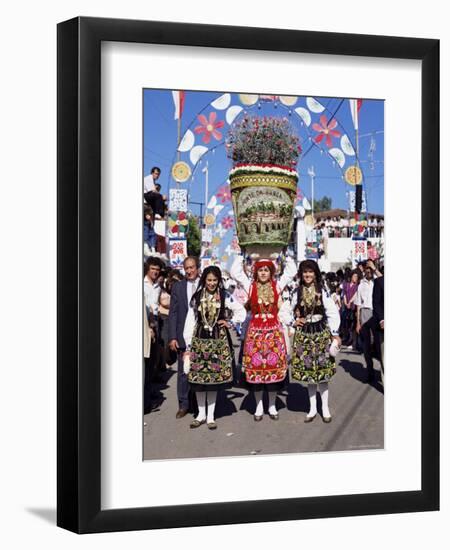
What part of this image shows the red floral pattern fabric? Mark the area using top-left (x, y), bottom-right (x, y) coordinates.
top-left (243, 317), bottom-right (287, 384)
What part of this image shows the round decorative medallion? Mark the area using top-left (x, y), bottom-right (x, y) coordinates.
top-left (171, 161), bottom-right (191, 182)
top-left (344, 165), bottom-right (363, 186)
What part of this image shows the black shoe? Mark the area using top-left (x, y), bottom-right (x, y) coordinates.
top-left (190, 418), bottom-right (206, 428)
top-left (269, 413), bottom-right (279, 421)
top-left (254, 414), bottom-right (263, 422)
top-left (176, 408), bottom-right (189, 419)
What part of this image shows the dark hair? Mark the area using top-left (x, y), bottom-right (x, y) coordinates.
top-left (191, 266), bottom-right (226, 312)
top-left (144, 256), bottom-right (164, 274)
top-left (144, 206), bottom-right (154, 227)
top-left (296, 260), bottom-right (324, 316)
top-left (327, 274), bottom-right (339, 294)
top-left (164, 269), bottom-right (184, 294)
top-left (151, 166), bottom-right (161, 174)
top-left (183, 255), bottom-right (200, 269)
top-left (297, 260), bottom-right (323, 293)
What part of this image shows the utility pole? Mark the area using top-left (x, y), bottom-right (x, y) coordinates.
top-left (308, 165), bottom-right (315, 220)
top-left (203, 161), bottom-right (209, 212)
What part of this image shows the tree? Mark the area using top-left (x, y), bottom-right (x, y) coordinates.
top-left (187, 215), bottom-right (201, 257)
top-left (313, 196), bottom-right (332, 212)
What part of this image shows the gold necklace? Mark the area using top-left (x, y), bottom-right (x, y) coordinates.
top-left (199, 288), bottom-right (221, 334)
top-left (256, 281), bottom-right (274, 307)
top-left (302, 285), bottom-right (316, 311)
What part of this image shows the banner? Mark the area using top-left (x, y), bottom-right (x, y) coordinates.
top-left (352, 239), bottom-right (368, 265)
top-left (200, 257), bottom-right (213, 270)
top-left (169, 238), bottom-right (187, 267)
top-left (201, 228), bottom-right (213, 243)
top-left (172, 90), bottom-right (185, 120)
top-left (169, 188), bottom-right (188, 212)
top-left (349, 190), bottom-right (367, 212)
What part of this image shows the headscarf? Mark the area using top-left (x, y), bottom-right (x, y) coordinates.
top-left (249, 259), bottom-right (278, 310)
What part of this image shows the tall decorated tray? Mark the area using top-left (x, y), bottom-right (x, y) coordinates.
top-left (226, 115), bottom-right (301, 259)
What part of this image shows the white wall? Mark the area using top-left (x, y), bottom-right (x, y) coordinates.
top-left (1, 1), bottom-right (447, 548)
top-left (326, 237), bottom-right (383, 266)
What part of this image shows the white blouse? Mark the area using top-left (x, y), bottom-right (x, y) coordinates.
top-left (183, 294), bottom-right (246, 348)
top-left (289, 288), bottom-right (341, 336)
top-left (229, 255), bottom-right (297, 295)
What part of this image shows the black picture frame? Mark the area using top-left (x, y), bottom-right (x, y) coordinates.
top-left (57, 16), bottom-right (439, 533)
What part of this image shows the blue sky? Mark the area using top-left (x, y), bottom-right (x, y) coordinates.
top-left (143, 89), bottom-right (384, 260)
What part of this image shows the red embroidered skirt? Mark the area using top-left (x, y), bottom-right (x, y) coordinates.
top-left (243, 316), bottom-right (287, 385)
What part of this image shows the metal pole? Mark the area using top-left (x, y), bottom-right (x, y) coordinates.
top-left (308, 165), bottom-right (315, 220)
top-left (204, 161), bottom-right (209, 213)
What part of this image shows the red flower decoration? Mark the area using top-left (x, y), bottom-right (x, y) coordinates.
top-left (216, 185), bottom-right (231, 203)
top-left (296, 188), bottom-right (304, 201)
top-left (312, 115), bottom-right (341, 148)
top-left (194, 111), bottom-right (225, 144)
top-left (221, 216), bottom-right (234, 229)
top-left (171, 242), bottom-right (185, 255)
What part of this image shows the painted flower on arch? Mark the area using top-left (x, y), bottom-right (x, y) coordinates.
top-left (312, 115), bottom-right (341, 147)
top-left (216, 185), bottom-right (231, 203)
top-left (221, 216), bottom-right (234, 230)
top-left (194, 111), bottom-right (225, 144)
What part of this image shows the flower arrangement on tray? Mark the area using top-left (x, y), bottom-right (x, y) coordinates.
top-left (226, 115), bottom-right (301, 169)
top-left (226, 115), bottom-right (302, 256)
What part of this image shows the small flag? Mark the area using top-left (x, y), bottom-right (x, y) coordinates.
top-left (172, 90), bottom-right (185, 120)
top-left (349, 99), bottom-right (363, 130)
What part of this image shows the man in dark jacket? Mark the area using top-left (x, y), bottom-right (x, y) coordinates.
top-left (372, 274), bottom-right (384, 384)
top-left (168, 256), bottom-right (200, 418)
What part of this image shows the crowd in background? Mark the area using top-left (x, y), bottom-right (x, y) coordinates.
top-left (143, 252), bottom-right (384, 419)
top-left (313, 215), bottom-right (384, 239)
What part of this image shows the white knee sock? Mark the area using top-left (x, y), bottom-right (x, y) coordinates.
top-left (318, 382), bottom-right (330, 418)
top-left (254, 391), bottom-right (264, 416)
top-left (268, 391), bottom-right (278, 415)
top-left (196, 391), bottom-right (207, 421)
top-left (307, 384), bottom-right (317, 417)
top-left (206, 391), bottom-right (217, 423)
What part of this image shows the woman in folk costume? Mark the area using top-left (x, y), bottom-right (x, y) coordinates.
top-left (231, 255), bottom-right (296, 421)
top-left (290, 260), bottom-right (341, 423)
top-left (183, 266), bottom-right (246, 430)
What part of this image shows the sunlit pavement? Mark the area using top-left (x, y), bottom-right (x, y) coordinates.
top-left (144, 335), bottom-right (384, 460)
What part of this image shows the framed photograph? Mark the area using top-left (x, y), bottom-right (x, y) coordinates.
top-left (57, 17), bottom-right (439, 533)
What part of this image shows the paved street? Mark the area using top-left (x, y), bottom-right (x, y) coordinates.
top-left (144, 334), bottom-right (384, 460)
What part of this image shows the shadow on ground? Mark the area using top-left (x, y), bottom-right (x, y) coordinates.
top-left (339, 358), bottom-right (384, 394)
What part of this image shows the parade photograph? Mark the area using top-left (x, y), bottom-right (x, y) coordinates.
top-left (143, 88), bottom-right (385, 460)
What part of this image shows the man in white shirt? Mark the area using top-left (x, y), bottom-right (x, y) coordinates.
top-left (144, 166), bottom-right (161, 194)
top-left (168, 256), bottom-right (201, 418)
top-left (143, 257), bottom-right (162, 314)
top-left (355, 265), bottom-right (376, 382)
top-left (143, 257), bottom-right (163, 413)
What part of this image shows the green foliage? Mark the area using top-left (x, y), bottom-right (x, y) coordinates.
top-left (187, 215), bottom-right (201, 257)
top-left (226, 115), bottom-right (301, 168)
top-left (313, 196), bottom-right (332, 212)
